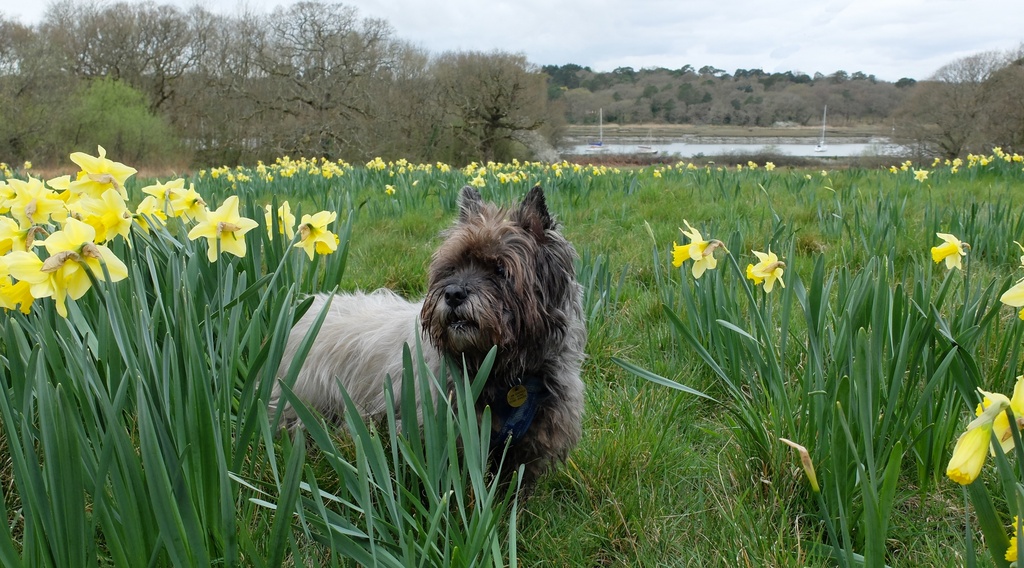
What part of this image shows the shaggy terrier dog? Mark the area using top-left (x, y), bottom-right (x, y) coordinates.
top-left (272, 185), bottom-right (586, 488)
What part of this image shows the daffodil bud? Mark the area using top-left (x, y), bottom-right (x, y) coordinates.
top-left (780, 438), bottom-right (819, 493)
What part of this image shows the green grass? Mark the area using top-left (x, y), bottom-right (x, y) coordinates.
top-left (3, 153), bottom-right (1024, 566)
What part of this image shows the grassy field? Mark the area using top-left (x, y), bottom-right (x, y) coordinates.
top-left (2, 152), bottom-right (1024, 566)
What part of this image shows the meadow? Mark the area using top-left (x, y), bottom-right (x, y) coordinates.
top-left (2, 149), bottom-right (1024, 566)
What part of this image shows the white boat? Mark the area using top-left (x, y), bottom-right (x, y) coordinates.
top-left (814, 106), bottom-right (828, 152)
top-left (636, 129), bottom-right (658, 155)
top-left (587, 108), bottom-right (607, 153)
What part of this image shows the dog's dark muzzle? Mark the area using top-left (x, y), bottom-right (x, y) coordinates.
top-left (440, 285), bottom-right (480, 336)
top-left (444, 284), bottom-right (469, 308)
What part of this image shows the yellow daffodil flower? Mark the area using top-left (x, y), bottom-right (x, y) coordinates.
top-left (931, 233), bottom-right (968, 270)
top-left (975, 375), bottom-right (1024, 454)
top-left (6, 218), bottom-right (128, 317)
top-left (169, 183), bottom-right (207, 222)
top-left (71, 188), bottom-right (133, 244)
top-left (671, 220), bottom-right (726, 279)
top-left (914, 169), bottom-right (929, 182)
top-left (0, 276), bottom-right (33, 314)
top-left (999, 242), bottom-right (1024, 319)
top-left (295, 211), bottom-right (338, 260)
top-left (187, 195), bottom-right (259, 262)
top-left (68, 146), bottom-right (137, 200)
top-left (141, 178), bottom-right (186, 216)
top-left (1007, 517), bottom-right (1021, 562)
top-left (947, 389), bottom-right (1010, 485)
top-left (0, 180), bottom-right (12, 211)
top-left (746, 249), bottom-right (786, 293)
top-left (264, 202), bottom-right (296, 239)
top-left (1002, 284), bottom-right (1024, 320)
top-left (6, 176), bottom-right (66, 226)
top-left (43, 175), bottom-right (74, 208)
top-left (4, 251), bottom-right (52, 302)
top-left (44, 218), bottom-right (129, 311)
top-left (0, 216), bottom-right (34, 254)
top-left (134, 196), bottom-right (168, 233)
top-left (0, 258), bottom-right (33, 314)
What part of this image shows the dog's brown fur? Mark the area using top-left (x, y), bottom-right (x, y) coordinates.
top-left (274, 185), bottom-right (586, 489)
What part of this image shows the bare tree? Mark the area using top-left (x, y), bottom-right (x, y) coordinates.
top-left (252, 1), bottom-right (399, 157)
top-left (0, 16), bottom-right (72, 163)
top-left (176, 8), bottom-right (267, 164)
top-left (898, 50), bottom-right (1009, 156)
top-left (432, 50), bottom-right (549, 162)
top-left (42, 1), bottom-right (202, 111)
top-left (978, 52), bottom-right (1024, 152)
top-left (361, 42), bottom-right (446, 161)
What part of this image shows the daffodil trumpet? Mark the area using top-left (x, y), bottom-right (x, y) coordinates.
top-left (931, 232), bottom-right (968, 270)
top-left (671, 220), bottom-right (726, 279)
top-left (746, 248), bottom-right (786, 292)
top-left (294, 210), bottom-right (339, 260)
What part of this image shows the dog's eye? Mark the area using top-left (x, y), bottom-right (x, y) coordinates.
top-left (495, 262), bottom-right (508, 279)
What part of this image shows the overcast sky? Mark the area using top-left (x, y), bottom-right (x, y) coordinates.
top-left (1, 0), bottom-right (1021, 81)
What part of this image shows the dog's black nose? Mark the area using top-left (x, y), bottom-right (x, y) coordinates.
top-left (444, 284), bottom-right (468, 307)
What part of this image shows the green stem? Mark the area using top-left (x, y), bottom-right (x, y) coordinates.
top-left (814, 490), bottom-right (848, 568)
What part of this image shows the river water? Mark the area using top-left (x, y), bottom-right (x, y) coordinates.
top-left (563, 138), bottom-right (907, 158)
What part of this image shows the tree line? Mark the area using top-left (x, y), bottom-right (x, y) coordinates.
top-left (0, 1), bottom-right (555, 167)
top-left (0, 0), bottom-right (1021, 167)
top-left (545, 64), bottom-right (909, 127)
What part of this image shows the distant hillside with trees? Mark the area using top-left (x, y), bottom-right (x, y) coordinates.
top-left (0, 0), bottom-right (1021, 166)
top-left (543, 63), bottom-right (913, 129)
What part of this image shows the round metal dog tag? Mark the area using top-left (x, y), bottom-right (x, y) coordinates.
top-left (507, 385), bottom-right (528, 407)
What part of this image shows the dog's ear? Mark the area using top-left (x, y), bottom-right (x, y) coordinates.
top-left (517, 185), bottom-right (554, 240)
top-left (458, 185), bottom-right (484, 223)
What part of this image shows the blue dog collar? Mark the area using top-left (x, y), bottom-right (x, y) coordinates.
top-left (491, 377), bottom-right (544, 448)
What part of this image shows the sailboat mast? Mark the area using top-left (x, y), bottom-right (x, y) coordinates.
top-left (820, 105), bottom-right (827, 144)
top-left (814, 105), bottom-right (828, 151)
